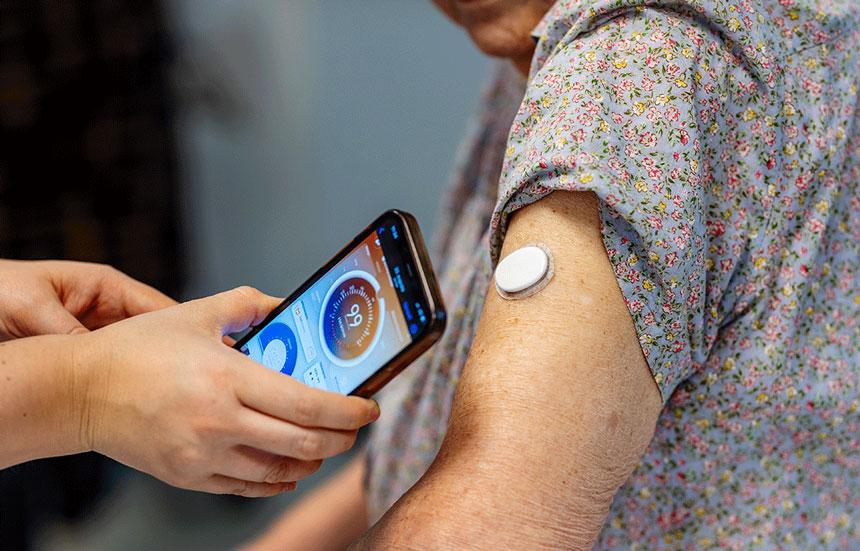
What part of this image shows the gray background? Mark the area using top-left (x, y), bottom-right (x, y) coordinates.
top-left (36, 1), bottom-right (489, 549)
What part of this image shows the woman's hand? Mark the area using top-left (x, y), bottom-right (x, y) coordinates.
top-left (72, 286), bottom-right (379, 497)
top-left (0, 259), bottom-right (176, 340)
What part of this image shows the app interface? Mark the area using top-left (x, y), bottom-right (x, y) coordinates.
top-left (240, 223), bottom-right (429, 394)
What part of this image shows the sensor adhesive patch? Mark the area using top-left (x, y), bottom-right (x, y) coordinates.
top-left (494, 243), bottom-right (554, 300)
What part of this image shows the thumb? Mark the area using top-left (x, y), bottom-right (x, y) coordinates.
top-left (187, 286), bottom-right (282, 337)
top-left (21, 299), bottom-right (89, 337)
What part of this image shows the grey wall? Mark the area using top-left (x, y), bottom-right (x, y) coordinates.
top-left (170, 0), bottom-right (490, 300)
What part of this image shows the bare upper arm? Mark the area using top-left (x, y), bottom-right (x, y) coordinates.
top-left (355, 191), bottom-right (663, 549)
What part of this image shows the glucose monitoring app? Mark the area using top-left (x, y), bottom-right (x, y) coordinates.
top-left (241, 225), bottom-right (424, 394)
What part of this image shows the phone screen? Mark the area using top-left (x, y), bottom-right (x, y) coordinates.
top-left (239, 216), bottom-right (432, 395)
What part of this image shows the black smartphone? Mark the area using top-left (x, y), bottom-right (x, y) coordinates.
top-left (234, 210), bottom-right (446, 398)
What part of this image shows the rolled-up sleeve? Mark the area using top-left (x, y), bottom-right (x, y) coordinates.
top-left (491, 6), bottom-right (769, 401)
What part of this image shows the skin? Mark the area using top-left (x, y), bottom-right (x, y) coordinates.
top-left (0, 259), bottom-right (178, 340)
top-left (0, 261), bottom-right (379, 497)
top-left (245, 192), bottom-right (663, 549)
top-left (432, 0), bottom-right (556, 74)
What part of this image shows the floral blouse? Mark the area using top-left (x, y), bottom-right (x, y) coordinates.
top-left (366, 0), bottom-right (860, 548)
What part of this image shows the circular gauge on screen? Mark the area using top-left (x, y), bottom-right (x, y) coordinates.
top-left (257, 322), bottom-right (298, 375)
top-left (319, 270), bottom-right (385, 368)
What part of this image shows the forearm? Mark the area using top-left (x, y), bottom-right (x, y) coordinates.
top-left (0, 335), bottom-right (90, 468)
top-left (354, 469), bottom-right (610, 550)
top-left (245, 455), bottom-right (368, 551)
top-left (355, 393), bottom-right (641, 549)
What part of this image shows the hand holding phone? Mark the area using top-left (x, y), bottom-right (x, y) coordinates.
top-left (235, 210), bottom-right (446, 397)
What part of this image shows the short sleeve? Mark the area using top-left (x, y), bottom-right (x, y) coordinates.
top-left (491, 7), bottom-right (770, 401)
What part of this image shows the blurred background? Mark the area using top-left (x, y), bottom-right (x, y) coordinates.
top-left (0, 1), bottom-right (488, 549)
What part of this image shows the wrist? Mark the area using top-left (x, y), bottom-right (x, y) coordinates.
top-left (0, 334), bottom-right (95, 466)
top-left (67, 331), bottom-right (107, 454)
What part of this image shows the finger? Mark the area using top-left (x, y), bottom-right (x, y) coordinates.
top-left (202, 475), bottom-right (296, 498)
top-left (236, 409), bottom-right (359, 460)
top-left (17, 299), bottom-right (88, 337)
top-left (234, 360), bottom-right (379, 430)
top-left (217, 446), bottom-right (322, 484)
top-left (110, 270), bottom-right (177, 315)
top-left (186, 286), bottom-right (283, 336)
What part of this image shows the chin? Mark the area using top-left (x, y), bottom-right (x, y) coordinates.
top-left (464, 22), bottom-right (537, 59)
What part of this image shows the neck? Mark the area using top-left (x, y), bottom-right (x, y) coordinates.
top-left (512, 56), bottom-right (530, 77)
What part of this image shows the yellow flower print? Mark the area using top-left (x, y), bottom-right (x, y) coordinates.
top-left (655, 94), bottom-right (669, 106)
top-left (633, 102), bottom-right (646, 115)
top-left (728, 17), bottom-right (741, 31)
top-left (584, 50), bottom-right (596, 61)
top-left (579, 172), bottom-right (593, 184)
top-left (743, 108), bottom-right (757, 121)
top-left (838, 513), bottom-right (850, 528)
top-left (643, 279), bottom-right (655, 291)
top-left (613, 57), bottom-right (628, 69)
top-left (816, 200), bottom-right (829, 213)
top-left (783, 103), bottom-right (796, 116)
top-left (675, 77), bottom-right (688, 88)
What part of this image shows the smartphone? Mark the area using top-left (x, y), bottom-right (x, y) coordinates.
top-left (234, 210), bottom-right (446, 398)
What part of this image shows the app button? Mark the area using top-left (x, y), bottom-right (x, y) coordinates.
top-left (258, 322), bottom-right (298, 375)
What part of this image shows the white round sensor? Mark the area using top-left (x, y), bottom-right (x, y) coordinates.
top-left (495, 245), bottom-right (550, 295)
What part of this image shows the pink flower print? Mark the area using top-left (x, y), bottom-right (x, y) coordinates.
top-left (639, 131), bottom-right (658, 147)
top-left (641, 76), bottom-right (655, 91)
top-left (664, 106), bottom-right (681, 121)
top-left (807, 218), bottom-right (825, 234)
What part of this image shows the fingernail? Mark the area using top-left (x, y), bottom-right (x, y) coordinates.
top-left (369, 399), bottom-right (381, 420)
